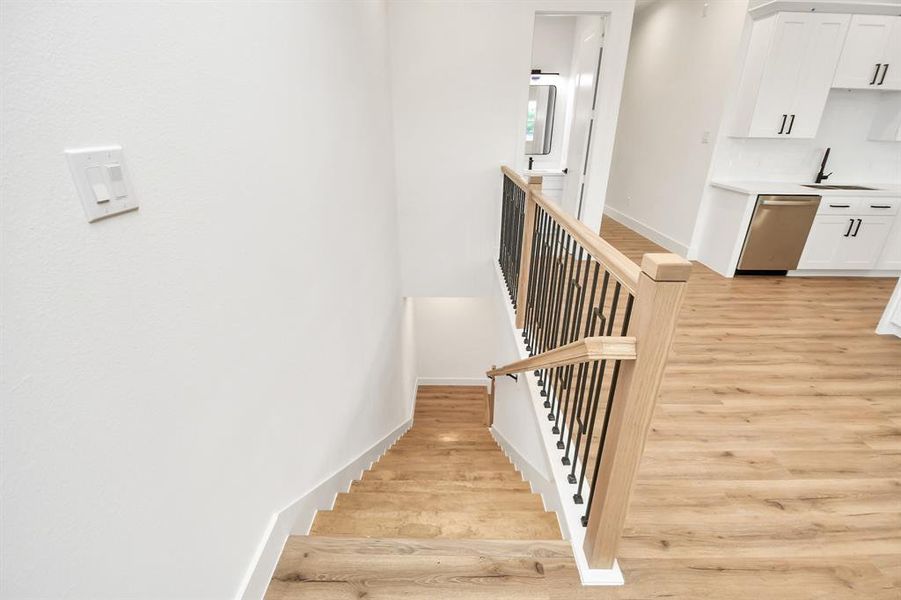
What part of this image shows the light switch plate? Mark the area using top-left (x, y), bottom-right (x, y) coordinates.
top-left (65, 146), bottom-right (138, 222)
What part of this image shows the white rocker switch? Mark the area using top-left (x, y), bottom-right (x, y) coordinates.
top-left (86, 167), bottom-right (110, 203)
top-left (106, 163), bottom-right (127, 198)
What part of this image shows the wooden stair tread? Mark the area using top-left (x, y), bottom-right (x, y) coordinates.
top-left (350, 479), bottom-right (533, 493)
top-left (310, 510), bottom-right (561, 540)
top-left (362, 469), bottom-right (524, 482)
top-left (333, 490), bottom-right (544, 511)
top-left (265, 536), bottom-right (578, 600)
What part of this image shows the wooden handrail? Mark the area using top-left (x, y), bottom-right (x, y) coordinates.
top-left (486, 336), bottom-right (637, 378)
top-left (501, 165), bottom-right (529, 191)
top-left (500, 165), bottom-right (641, 293)
top-left (495, 165), bottom-right (693, 573)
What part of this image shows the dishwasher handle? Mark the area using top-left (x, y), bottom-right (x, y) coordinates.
top-left (759, 198), bottom-right (820, 206)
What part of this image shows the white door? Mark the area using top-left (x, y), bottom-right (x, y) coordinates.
top-left (839, 216), bottom-right (894, 269)
top-left (798, 215), bottom-right (855, 269)
top-left (748, 13), bottom-right (810, 137)
top-left (833, 15), bottom-right (896, 89)
top-left (880, 17), bottom-right (901, 90)
top-left (787, 13), bottom-right (850, 138)
top-left (560, 17), bottom-right (604, 219)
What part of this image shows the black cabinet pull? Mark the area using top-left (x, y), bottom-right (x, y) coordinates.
top-left (870, 204), bottom-right (891, 209)
top-left (786, 114), bottom-right (795, 134)
top-left (852, 218), bottom-right (863, 237)
top-left (778, 114), bottom-right (787, 134)
top-left (879, 64), bottom-right (889, 85)
top-left (871, 63), bottom-right (882, 85)
top-left (829, 204), bottom-right (850, 208)
top-left (844, 218), bottom-right (854, 237)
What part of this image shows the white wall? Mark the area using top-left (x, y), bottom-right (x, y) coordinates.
top-left (711, 90), bottom-right (901, 183)
top-left (0, 3), bottom-right (415, 599)
top-left (605, 0), bottom-right (750, 254)
top-left (388, 0), bottom-right (635, 297)
top-left (412, 297), bottom-right (497, 381)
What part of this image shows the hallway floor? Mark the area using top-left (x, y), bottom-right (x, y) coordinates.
top-left (602, 217), bottom-right (901, 599)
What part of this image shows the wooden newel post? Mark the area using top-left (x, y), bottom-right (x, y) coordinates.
top-left (514, 176), bottom-right (542, 329)
top-left (583, 253), bottom-right (692, 568)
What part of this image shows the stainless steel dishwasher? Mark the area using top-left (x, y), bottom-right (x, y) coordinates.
top-left (737, 195), bottom-right (821, 273)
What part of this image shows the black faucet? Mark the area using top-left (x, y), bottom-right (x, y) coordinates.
top-left (815, 147), bottom-right (832, 183)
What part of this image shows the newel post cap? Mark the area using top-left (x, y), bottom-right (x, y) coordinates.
top-left (640, 253), bottom-right (692, 282)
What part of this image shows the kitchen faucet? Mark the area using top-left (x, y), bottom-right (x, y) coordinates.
top-left (815, 147), bottom-right (832, 183)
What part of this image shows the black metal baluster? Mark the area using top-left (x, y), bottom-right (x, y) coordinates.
top-left (511, 186), bottom-right (524, 306)
top-left (555, 245), bottom-right (586, 443)
top-left (548, 233), bottom-right (575, 421)
top-left (532, 213), bottom-right (552, 356)
top-left (572, 271), bottom-right (611, 495)
top-left (561, 252), bottom-right (593, 464)
top-left (539, 224), bottom-right (566, 402)
top-left (581, 288), bottom-right (634, 526)
top-left (522, 210), bottom-right (541, 346)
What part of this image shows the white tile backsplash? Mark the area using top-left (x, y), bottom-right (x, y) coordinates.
top-left (713, 89), bottom-right (901, 184)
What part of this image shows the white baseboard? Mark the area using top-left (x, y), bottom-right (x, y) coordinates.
top-left (787, 269), bottom-right (901, 278)
top-left (417, 376), bottom-right (490, 387)
top-left (603, 206), bottom-right (689, 257)
top-left (237, 417), bottom-right (412, 600)
top-left (490, 263), bottom-right (624, 586)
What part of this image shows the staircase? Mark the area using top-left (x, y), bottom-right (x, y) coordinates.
top-left (264, 386), bottom-right (571, 599)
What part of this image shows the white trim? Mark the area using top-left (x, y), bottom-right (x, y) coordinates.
top-left (491, 262), bottom-right (624, 586)
top-left (787, 269), bottom-right (901, 278)
top-left (236, 418), bottom-right (412, 600)
top-left (748, 1), bottom-right (901, 19)
top-left (603, 206), bottom-right (690, 257)
top-left (416, 376), bottom-right (490, 387)
top-left (490, 426), bottom-right (563, 521)
top-left (876, 278), bottom-right (901, 337)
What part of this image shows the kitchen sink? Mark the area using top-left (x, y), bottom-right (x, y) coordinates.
top-left (801, 184), bottom-right (878, 190)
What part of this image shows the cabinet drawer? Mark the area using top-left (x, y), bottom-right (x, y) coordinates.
top-left (858, 198), bottom-right (900, 216)
top-left (817, 199), bottom-right (861, 214)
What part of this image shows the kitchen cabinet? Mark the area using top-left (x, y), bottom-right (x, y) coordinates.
top-left (833, 15), bottom-right (901, 90)
top-left (797, 215), bottom-right (856, 268)
top-left (797, 198), bottom-right (899, 271)
top-left (730, 12), bottom-right (850, 138)
top-left (876, 215), bottom-right (901, 269)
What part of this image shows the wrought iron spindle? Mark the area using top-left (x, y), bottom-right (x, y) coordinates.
top-left (581, 288), bottom-right (634, 526)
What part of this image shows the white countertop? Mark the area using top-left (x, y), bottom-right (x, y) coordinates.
top-left (711, 180), bottom-right (901, 197)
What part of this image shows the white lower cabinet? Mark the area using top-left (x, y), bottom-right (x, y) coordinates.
top-left (798, 214), bottom-right (896, 270)
top-left (877, 215), bottom-right (901, 269)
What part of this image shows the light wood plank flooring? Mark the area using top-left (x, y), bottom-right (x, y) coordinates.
top-left (267, 219), bottom-right (900, 598)
top-left (309, 385), bottom-right (561, 541)
top-left (603, 217), bottom-right (901, 599)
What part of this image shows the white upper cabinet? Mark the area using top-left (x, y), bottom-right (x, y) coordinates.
top-left (833, 15), bottom-right (901, 90)
top-left (731, 12), bottom-right (850, 138)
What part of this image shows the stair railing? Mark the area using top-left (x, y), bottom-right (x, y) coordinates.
top-left (489, 165), bottom-right (691, 571)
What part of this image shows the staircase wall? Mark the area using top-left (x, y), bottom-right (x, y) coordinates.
top-left (0, 3), bottom-right (416, 599)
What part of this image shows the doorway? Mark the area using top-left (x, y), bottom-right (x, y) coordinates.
top-left (524, 14), bottom-right (607, 221)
